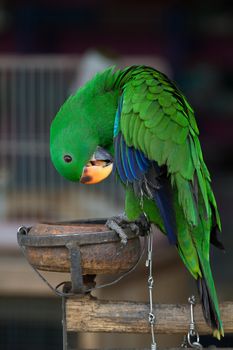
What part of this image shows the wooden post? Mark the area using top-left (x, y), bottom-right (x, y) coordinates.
top-left (66, 295), bottom-right (233, 335)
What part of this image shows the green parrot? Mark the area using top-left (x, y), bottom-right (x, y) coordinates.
top-left (50, 65), bottom-right (224, 339)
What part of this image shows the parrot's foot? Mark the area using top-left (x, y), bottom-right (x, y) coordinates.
top-left (106, 215), bottom-right (129, 245)
top-left (106, 213), bottom-right (151, 245)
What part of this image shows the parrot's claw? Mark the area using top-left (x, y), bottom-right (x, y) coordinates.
top-left (106, 218), bottom-right (129, 244)
top-left (106, 213), bottom-right (151, 244)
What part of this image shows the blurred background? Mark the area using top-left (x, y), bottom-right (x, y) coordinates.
top-left (0, 0), bottom-right (232, 349)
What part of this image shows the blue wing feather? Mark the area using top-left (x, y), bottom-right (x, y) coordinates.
top-left (135, 149), bottom-right (149, 172)
top-left (153, 185), bottom-right (177, 244)
top-left (120, 134), bottom-right (136, 182)
top-left (114, 135), bottom-right (127, 184)
top-left (114, 95), bottom-right (123, 137)
top-left (127, 147), bottom-right (143, 180)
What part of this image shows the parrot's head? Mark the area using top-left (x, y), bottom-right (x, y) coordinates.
top-left (50, 76), bottom-right (118, 184)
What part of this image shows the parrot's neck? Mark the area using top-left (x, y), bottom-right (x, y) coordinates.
top-left (80, 83), bottom-right (121, 154)
top-left (80, 66), bottom-right (133, 155)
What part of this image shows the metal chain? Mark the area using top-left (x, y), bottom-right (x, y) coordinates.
top-left (146, 228), bottom-right (157, 350)
top-left (181, 295), bottom-right (203, 349)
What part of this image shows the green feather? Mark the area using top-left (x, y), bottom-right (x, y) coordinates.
top-left (158, 93), bottom-right (173, 107)
top-left (173, 189), bottom-right (201, 278)
top-left (149, 136), bottom-right (165, 165)
top-left (140, 101), bottom-right (160, 120)
top-left (135, 73), bottom-right (145, 80)
top-left (133, 102), bottom-right (142, 113)
top-left (163, 84), bottom-right (176, 92)
top-left (123, 98), bottom-right (133, 114)
top-left (201, 159), bottom-right (211, 181)
top-left (163, 105), bottom-right (177, 116)
top-left (193, 136), bottom-right (204, 162)
top-left (146, 78), bottom-right (157, 86)
top-left (155, 114), bottom-right (170, 136)
top-left (132, 91), bottom-right (146, 103)
top-left (156, 119), bottom-right (177, 141)
top-left (121, 112), bottom-right (132, 142)
top-left (172, 110), bottom-right (189, 127)
top-left (148, 83), bottom-right (160, 94)
top-left (138, 99), bottom-right (152, 114)
top-left (146, 92), bottom-right (158, 101)
top-left (181, 94), bottom-right (194, 113)
top-left (132, 78), bottom-right (145, 87)
top-left (134, 84), bottom-right (147, 94)
top-left (189, 113), bottom-right (199, 134)
top-left (137, 122), bottom-right (147, 152)
top-left (144, 107), bottom-right (163, 126)
top-left (144, 128), bottom-right (153, 154)
top-left (196, 167), bottom-right (210, 218)
top-left (206, 181), bottom-right (221, 231)
top-left (189, 136), bottom-right (200, 168)
top-left (174, 173), bottom-right (198, 226)
top-left (172, 126), bottom-right (189, 144)
top-left (131, 115), bottom-right (142, 147)
top-left (167, 142), bottom-right (194, 180)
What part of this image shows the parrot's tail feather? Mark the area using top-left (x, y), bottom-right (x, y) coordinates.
top-left (210, 225), bottom-right (225, 251)
top-left (197, 275), bottom-right (224, 338)
top-left (144, 162), bottom-right (177, 245)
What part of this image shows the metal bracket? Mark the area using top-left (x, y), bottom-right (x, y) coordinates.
top-left (66, 241), bottom-right (84, 294)
top-left (17, 219), bottom-right (143, 350)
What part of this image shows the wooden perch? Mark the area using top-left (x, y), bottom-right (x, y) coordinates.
top-left (66, 296), bottom-right (233, 335)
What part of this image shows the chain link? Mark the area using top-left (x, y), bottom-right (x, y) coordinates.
top-left (146, 228), bottom-right (157, 350)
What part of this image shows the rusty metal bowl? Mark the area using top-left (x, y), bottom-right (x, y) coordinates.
top-left (17, 219), bottom-right (141, 276)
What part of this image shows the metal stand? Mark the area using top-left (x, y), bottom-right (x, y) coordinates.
top-left (62, 296), bottom-right (68, 350)
top-left (17, 221), bottom-right (143, 349)
top-left (17, 222), bottom-right (229, 350)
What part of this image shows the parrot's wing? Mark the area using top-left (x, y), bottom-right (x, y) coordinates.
top-left (114, 66), bottom-right (223, 336)
top-left (115, 66), bottom-right (221, 236)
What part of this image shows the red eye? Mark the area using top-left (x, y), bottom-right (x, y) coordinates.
top-left (63, 155), bottom-right (72, 163)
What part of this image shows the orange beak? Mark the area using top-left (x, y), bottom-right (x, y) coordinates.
top-left (80, 147), bottom-right (113, 185)
top-left (80, 161), bottom-right (113, 184)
